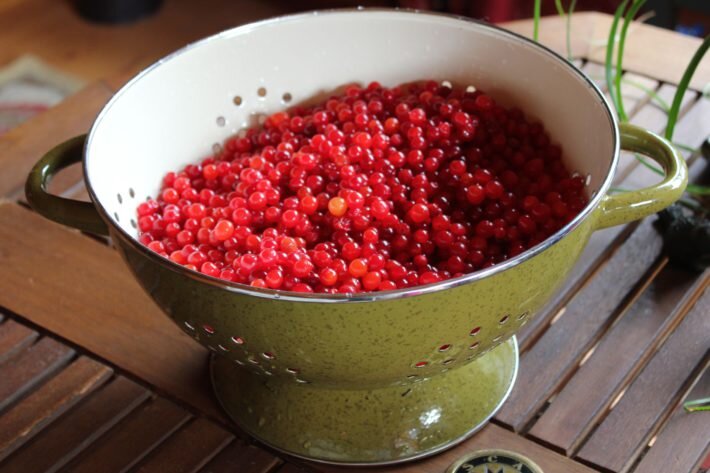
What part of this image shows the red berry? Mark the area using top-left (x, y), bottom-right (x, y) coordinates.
top-left (137, 80), bottom-right (586, 293)
top-left (213, 220), bottom-right (234, 241)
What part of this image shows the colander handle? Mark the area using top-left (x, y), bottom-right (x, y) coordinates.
top-left (25, 135), bottom-right (109, 235)
top-left (594, 123), bottom-right (688, 230)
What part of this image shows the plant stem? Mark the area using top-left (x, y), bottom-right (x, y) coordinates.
top-left (634, 153), bottom-right (664, 175)
top-left (533, 0), bottom-right (541, 41)
top-left (615, 0), bottom-right (648, 122)
top-left (565, 0), bottom-right (578, 61)
top-left (673, 142), bottom-right (696, 153)
top-left (611, 187), bottom-right (701, 210)
top-left (554, 0), bottom-right (565, 16)
top-left (684, 397), bottom-right (710, 412)
top-left (622, 79), bottom-right (670, 112)
top-left (687, 184), bottom-right (710, 196)
top-left (666, 35), bottom-right (710, 140)
top-left (606, 0), bottom-right (630, 114)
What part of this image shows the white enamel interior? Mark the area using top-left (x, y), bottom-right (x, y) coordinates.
top-left (86, 10), bottom-right (616, 236)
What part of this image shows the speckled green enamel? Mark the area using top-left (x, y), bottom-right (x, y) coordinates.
top-left (210, 338), bottom-right (518, 464)
top-left (115, 216), bottom-right (591, 388)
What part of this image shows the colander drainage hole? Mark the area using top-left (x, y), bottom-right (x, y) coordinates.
top-left (202, 324), bottom-right (215, 335)
top-left (517, 311), bottom-right (529, 320)
top-left (184, 321), bottom-right (195, 331)
top-left (212, 143), bottom-right (222, 154)
top-left (438, 344), bottom-right (451, 352)
top-left (414, 361), bottom-right (428, 368)
top-left (130, 219), bottom-right (137, 229)
top-left (469, 342), bottom-right (480, 350)
top-left (286, 367), bottom-right (299, 375)
top-left (129, 188), bottom-right (135, 198)
top-left (443, 359), bottom-right (455, 365)
top-left (233, 95), bottom-right (243, 106)
top-left (216, 116), bottom-right (226, 127)
top-left (499, 315), bottom-right (509, 325)
top-left (113, 212), bottom-right (120, 222)
top-left (231, 336), bottom-right (245, 345)
top-left (470, 326), bottom-right (481, 336)
top-left (117, 193), bottom-right (122, 204)
top-left (295, 378), bottom-right (310, 384)
top-left (282, 92), bottom-right (292, 103)
top-left (257, 87), bottom-right (267, 97)
top-left (261, 352), bottom-right (275, 360)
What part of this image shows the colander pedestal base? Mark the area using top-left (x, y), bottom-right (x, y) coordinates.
top-left (210, 337), bottom-right (518, 466)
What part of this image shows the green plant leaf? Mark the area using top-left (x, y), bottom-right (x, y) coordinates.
top-left (622, 78), bottom-right (670, 112)
top-left (533, 0), bottom-right (541, 41)
top-left (687, 184), bottom-right (710, 196)
top-left (684, 397), bottom-right (710, 412)
top-left (565, 0), bottom-right (578, 61)
top-left (554, 0), bottom-right (565, 16)
top-left (666, 35), bottom-right (710, 140)
top-left (672, 142), bottom-right (697, 153)
top-left (615, 0), bottom-right (648, 122)
top-left (634, 153), bottom-right (664, 175)
top-left (633, 154), bottom-right (710, 198)
top-left (606, 0), bottom-right (630, 114)
top-left (610, 188), bottom-right (703, 210)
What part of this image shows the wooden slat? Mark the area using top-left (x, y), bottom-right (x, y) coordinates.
top-left (633, 368), bottom-right (710, 473)
top-left (134, 418), bottom-right (233, 473)
top-left (0, 376), bottom-right (150, 473)
top-left (198, 442), bottom-right (282, 473)
top-left (577, 284), bottom-right (710, 473)
top-left (504, 13), bottom-right (710, 90)
top-left (517, 70), bottom-right (670, 352)
top-left (614, 85), bottom-right (698, 184)
top-left (584, 14), bottom-right (710, 90)
top-left (497, 217), bottom-right (664, 432)
top-left (65, 397), bottom-right (191, 473)
top-left (0, 319), bottom-right (38, 365)
top-left (0, 203), bottom-right (217, 418)
top-left (0, 357), bottom-right (112, 461)
top-left (275, 463), bottom-right (315, 473)
top-left (0, 336), bottom-right (74, 413)
top-left (503, 13), bottom-right (608, 64)
top-left (516, 224), bottom-right (628, 351)
top-left (0, 82), bottom-right (113, 199)
top-left (667, 94), bottom-right (710, 156)
top-left (619, 72), bottom-right (659, 119)
top-left (321, 424), bottom-right (597, 473)
top-left (629, 85), bottom-right (697, 136)
top-left (496, 133), bottom-right (706, 431)
top-left (529, 266), bottom-right (703, 454)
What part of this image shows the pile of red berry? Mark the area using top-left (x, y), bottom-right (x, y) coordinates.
top-left (136, 81), bottom-right (588, 293)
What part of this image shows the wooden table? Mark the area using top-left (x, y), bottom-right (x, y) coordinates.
top-left (0, 11), bottom-right (708, 473)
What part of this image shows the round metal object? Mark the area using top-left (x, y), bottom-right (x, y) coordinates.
top-left (446, 449), bottom-right (544, 473)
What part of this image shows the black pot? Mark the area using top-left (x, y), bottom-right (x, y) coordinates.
top-left (73, 0), bottom-right (163, 24)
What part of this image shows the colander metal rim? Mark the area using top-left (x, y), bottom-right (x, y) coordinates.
top-left (84, 7), bottom-right (620, 304)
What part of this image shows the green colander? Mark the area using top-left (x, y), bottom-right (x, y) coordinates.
top-left (25, 9), bottom-right (687, 465)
